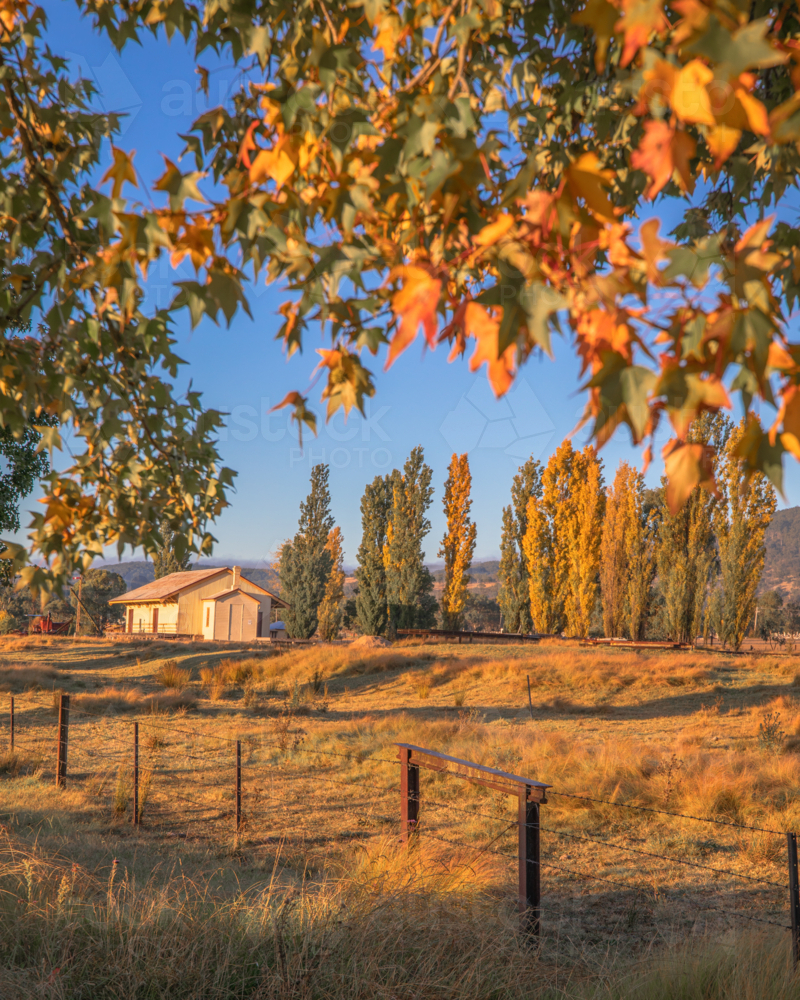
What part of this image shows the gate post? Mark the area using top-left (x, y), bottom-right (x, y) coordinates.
top-left (788, 832), bottom-right (800, 968)
top-left (399, 745), bottom-right (419, 844)
top-left (9, 695), bottom-right (14, 751)
top-left (519, 784), bottom-right (541, 938)
top-left (56, 693), bottom-right (70, 787)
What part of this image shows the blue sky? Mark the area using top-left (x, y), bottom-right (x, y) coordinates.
top-left (38, 3), bottom-right (800, 568)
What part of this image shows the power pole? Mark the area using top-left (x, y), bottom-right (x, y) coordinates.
top-left (74, 576), bottom-right (81, 637)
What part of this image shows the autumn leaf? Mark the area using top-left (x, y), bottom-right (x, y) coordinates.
top-left (770, 385), bottom-right (800, 447)
top-left (249, 135), bottom-right (299, 189)
top-left (662, 438), bottom-right (719, 513)
top-left (705, 124), bottom-right (741, 168)
top-left (616, 0), bottom-right (667, 67)
top-left (566, 152), bottom-right (617, 223)
top-left (270, 390), bottom-right (317, 446)
top-left (464, 303), bottom-right (516, 396)
top-left (671, 60), bottom-right (715, 126)
top-left (572, 0), bottom-right (618, 72)
top-left (638, 217), bottom-right (672, 283)
top-left (101, 146), bottom-right (137, 199)
top-left (474, 213), bottom-right (515, 248)
top-left (631, 121), bottom-right (696, 198)
top-left (386, 266), bottom-right (441, 368)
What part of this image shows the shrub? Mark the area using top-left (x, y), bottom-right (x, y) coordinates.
top-left (154, 660), bottom-right (192, 689)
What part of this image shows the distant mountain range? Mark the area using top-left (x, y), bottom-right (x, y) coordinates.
top-left (762, 507), bottom-right (800, 598)
top-left (102, 506), bottom-right (800, 600)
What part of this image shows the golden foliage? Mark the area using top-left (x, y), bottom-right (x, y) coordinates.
top-left (438, 453), bottom-right (477, 630)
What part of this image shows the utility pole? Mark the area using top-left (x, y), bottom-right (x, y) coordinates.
top-left (74, 575), bottom-right (81, 637)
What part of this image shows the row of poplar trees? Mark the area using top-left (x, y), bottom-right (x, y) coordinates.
top-left (354, 446), bottom-right (477, 636)
top-left (498, 415), bottom-right (776, 650)
top-left (279, 447), bottom-right (479, 639)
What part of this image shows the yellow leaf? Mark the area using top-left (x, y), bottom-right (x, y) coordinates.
top-left (639, 218), bottom-right (672, 283)
top-left (101, 146), bottom-right (138, 199)
top-left (566, 152), bottom-right (617, 223)
top-left (474, 213), bottom-right (515, 247)
top-left (373, 14), bottom-right (401, 60)
top-left (572, 0), bottom-right (618, 72)
top-left (386, 266), bottom-right (441, 368)
top-left (671, 60), bottom-right (715, 126)
top-left (662, 438), bottom-right (719, 514)
top-left (249, 136), bottom-right (299, 189)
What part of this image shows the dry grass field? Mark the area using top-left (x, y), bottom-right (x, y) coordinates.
top-left (2, 634), bottom-right (800, 997)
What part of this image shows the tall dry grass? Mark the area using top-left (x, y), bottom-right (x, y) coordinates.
top-left (0, 833), bottom-right (797, 1000)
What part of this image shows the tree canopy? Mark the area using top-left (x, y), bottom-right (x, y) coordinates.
top-left (3, 0), bottom-right (800, 585)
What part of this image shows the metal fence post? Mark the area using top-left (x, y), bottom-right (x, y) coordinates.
top-left (788, 832), bottom-right (800, 968)
top-left (9, 695), bottom-right (14, 751)
top-left (235, 740), bottom-right (242, 833)
top-left (519, 784), bottom-right (541, 939)
top-left (133, 722), bottom-right (139, 827)
top-left (399, 745), bottom-right (419, 844)
top-left (56, 693), bottom-right (70, 788)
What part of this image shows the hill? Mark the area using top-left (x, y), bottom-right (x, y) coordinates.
top-left (762, 506), bottom-right (800, 597)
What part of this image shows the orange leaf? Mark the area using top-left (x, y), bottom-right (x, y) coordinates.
top-left (671, 60), bottom-right (715, 126)
top-left (101, 146), bottom-right (138, 200)
top-left (705, 124), bottom-right (741, 168)
top-left (465, 303), bottom-right (516, 397)
top-left (639, 217), bottom-right (672, 283)
top-left (631, 121), bottom-right (695, 198)
top-left (770, 385), bottom-right (800, 444)
top-left (616, 0), bottom-right (668, 66)
top-left (386, 266), bottom-right (441, 368)
top-left (662, 438), bottom-right (719, 514)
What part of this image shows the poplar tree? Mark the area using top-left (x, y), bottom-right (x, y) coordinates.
top-left (709, 418), bottom-right (777, 650)
top-left (279, 464), bottom-right (334, 639)
top-left (601, 462), bottom-right (658, 639)
top-left (318, 526), bottom-right (345, 642)
top-left (498, 506), bottom-right (527, 633)
top-left (383, 446), bottom-right (435, 630)
top-left (655, 416), bottom-right (725, 643)
top-left (498, 459), bottom-right (542, 634)
top-left (355, 475), bottom-right (393, 636)
top-left (564, 448), bottom-right (605, 638)
top-left (439, 454), bottom-right (477, 630)
top-left (523, 442), bottom-right (603, 637)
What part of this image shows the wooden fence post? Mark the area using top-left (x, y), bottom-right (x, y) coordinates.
top-left (56, 693), bottom-right (70, 787)
top-left (519, 785), bottom-right (541, 939)
top-left (133, 722), bottom-right (139, 827)
top-left (788, 832), bottom-right (800, 968)
top-left (9, 695), bottom-right (14, 752)
top-left (399, 745), bottom-right (419, 844)
top-left (235, 740), bottom-right (242, 833)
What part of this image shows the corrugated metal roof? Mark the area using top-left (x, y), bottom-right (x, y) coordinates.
top-left (109, 567), bottom-right (226, 604)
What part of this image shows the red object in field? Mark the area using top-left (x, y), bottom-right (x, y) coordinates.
top-left (28, 613), bottom-right (71, 635)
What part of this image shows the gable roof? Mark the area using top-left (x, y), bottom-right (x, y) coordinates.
top-left (109, 567), bottom-right (227, 604)
top-left (204, 586), bottom-right (261, 602)
top-left (109, 566), bottom-right (291, 607)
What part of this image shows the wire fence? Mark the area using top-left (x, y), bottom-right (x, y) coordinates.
top-left (2, 691), bottom-right (798, 961)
